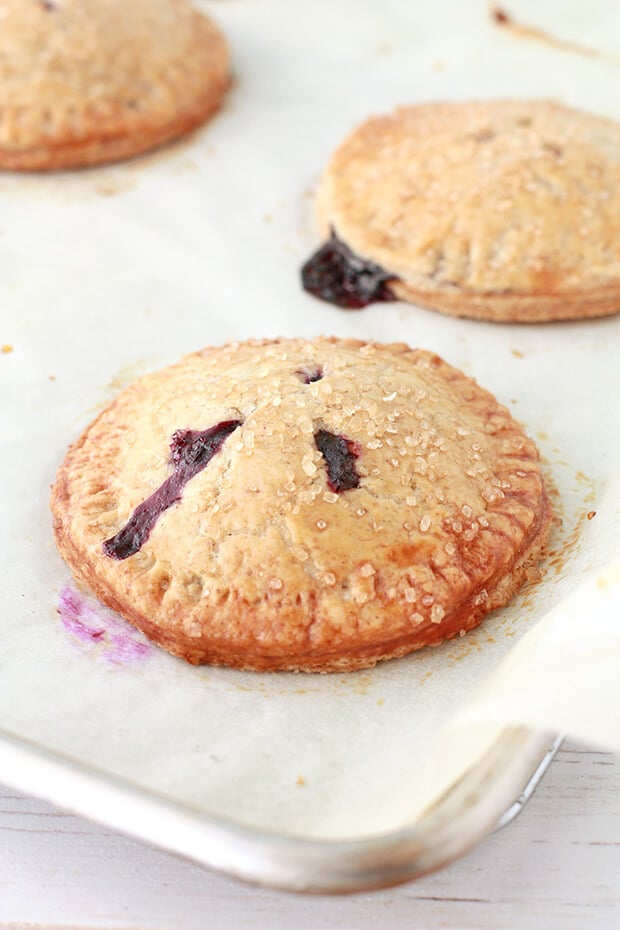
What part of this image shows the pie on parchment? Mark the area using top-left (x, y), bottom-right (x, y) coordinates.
top-left (0, 0), bottom-right (229, 170)
top-left (51, 338), bottom-right (552, 671)
top-left (302, 100), bottom-right (620, 322)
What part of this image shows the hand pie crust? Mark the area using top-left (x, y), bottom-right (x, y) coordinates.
top-left (51, 338), bottom-right (552, 671)
top-left (0, 0), bottom-right (229, 170)
top-left (312, 100), bottom-right (620, 322)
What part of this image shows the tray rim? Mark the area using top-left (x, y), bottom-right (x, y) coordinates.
top-left (0, 724), bottom-right (559, 894)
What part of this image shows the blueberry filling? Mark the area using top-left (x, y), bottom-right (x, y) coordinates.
top-left (296, 365), bottom-right (323, 384)
top-left (314, 429), bottom-right (361, 493)
top-left (301, 231), bottom-right (397, 309)
top-left (103, 420), bottom-right (241, 560)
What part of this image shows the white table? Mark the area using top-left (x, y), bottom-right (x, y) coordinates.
top-left (0, 739), bottom-right (617, 929)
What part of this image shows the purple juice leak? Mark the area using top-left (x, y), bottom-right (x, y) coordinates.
top-left (301, 231), bottom-right (397, 309)
top-left (314, 429), bottom-right (361, 493)
top-left (103, 419), bottom-right (241, 560)
top-left (57, 584), bottom-right (151, 664)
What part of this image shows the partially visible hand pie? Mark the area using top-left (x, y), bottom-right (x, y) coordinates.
top-left (302, 100), bottom-right (620, 322)
top-left (51, 338), bottom-right (552, 671)
top-left (0, 0), bottom-right (229, 170)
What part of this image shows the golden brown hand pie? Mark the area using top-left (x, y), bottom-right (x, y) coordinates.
top-left (51, 338), bottom-right (552, 671)
top-left (302, 100), bottom-right (620, 322)
top-left (0, 0), bottom-right (229, 170)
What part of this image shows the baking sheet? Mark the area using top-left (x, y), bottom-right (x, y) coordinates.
top-left (1, 0), bottom-right (619, 841)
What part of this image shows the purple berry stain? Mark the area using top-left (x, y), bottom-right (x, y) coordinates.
top-left (301, 231), bottom-right (397, 309)
top-left (57, 584), bottom-right (151, 665)
top-left (314, 429), bottom-right (361, 492)
top-left (103, 419), bottom-right (241, 560)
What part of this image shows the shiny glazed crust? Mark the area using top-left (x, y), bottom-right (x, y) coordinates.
top-left (0, 0), bottom-right (229, 170)
top-left (319, 100), bottom-right (620, 322)
top-left (51, 338), bottom-right (552, 671)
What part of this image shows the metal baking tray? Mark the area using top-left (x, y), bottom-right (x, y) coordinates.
top-left (0, 727), bottom-right (562, 892)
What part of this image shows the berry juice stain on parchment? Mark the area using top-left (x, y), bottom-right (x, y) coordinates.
top-left (57, 584), bottom-right (151, 665)
top-left (490, 4), bottom-right (619, 63)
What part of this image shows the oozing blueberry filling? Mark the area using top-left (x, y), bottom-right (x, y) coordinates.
top-left (296, 365), bottom-right (323, 384)
top-left (301, 231), bottom-right (398, 309)
top-left (314, 429), bottom-right (361, 493)
top-left (103, 419), bottom-right (241, 560)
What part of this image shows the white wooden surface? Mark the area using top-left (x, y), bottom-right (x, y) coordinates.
top-left (0, 740), bottom-right (618, 929)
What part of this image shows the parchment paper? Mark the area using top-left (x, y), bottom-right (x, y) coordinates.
top-left (1, 0), bottom-right (619, 840)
